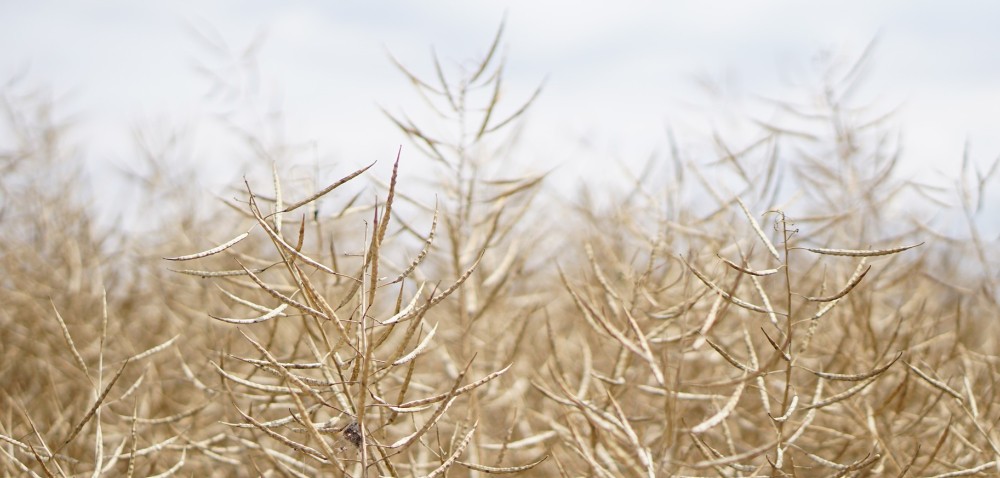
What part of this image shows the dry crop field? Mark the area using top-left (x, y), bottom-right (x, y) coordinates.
top-left (2, 29), bottom-right (999, 477)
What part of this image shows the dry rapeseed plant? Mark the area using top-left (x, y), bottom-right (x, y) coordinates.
top-left (531, 47), bottom-right (1000, 476)
top-left (158, 153), bottom-right (547, 476)
top-left (3, 24), bottom-right (1000, 478)
top-left (548, 201), bottom-right (925, 476)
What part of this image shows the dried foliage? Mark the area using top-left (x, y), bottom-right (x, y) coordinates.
top-left (2, 25), bottom-right (999, 478)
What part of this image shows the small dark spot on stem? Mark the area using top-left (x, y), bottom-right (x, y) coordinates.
top-left (343, 420), bottom-right (362, 448)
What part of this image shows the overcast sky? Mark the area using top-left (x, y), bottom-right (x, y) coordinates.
top-left (3, 1), bottom-right (999, 219)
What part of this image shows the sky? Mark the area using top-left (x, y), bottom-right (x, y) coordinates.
top-left (2, 1), bottom-right (1000, 222)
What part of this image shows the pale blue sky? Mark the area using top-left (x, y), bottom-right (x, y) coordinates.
top-left (3, 1), bottom-right (999, 217)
